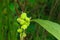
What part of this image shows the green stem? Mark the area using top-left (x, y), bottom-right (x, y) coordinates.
top-left (20, 36), bottom-right (24, 40)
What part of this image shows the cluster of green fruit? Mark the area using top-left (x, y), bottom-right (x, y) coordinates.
top-left (17, 12), bottom-right (31, 38)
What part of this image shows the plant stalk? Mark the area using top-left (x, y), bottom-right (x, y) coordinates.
top-left (20, 36), bottom-right (24, 40)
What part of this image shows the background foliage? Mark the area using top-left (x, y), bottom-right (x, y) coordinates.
top-left (0, 0), bottom-right (60, 40)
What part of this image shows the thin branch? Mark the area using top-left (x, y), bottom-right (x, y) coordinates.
top-left (48, 0), bottom-right (59, 20)
top-left (14, 0), bottom-right (20, 17)
top-left (17, 0), bottom-right (26, 12)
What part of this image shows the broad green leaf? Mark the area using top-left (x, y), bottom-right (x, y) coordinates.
top-left (31, 19), bottom-right (60, 40)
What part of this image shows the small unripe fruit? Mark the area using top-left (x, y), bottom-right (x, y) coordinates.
top-left (25, 17), bottom-right (30, 22)
top-left (20, 32), bottom-right (26, 37)
top-left (23, 32), bottom-right (26, 37)
top-left (17, 28), bottom-right (22, 33)
top-left (17, 12), bottom-right (31, 39)
top-left (21, 25), bottom-right (28, 30)
top-left (21, 13), bottom-right (27, 19)
top-left (20, 33), bottom-right (22, 37)
top-left (17, 18), bottom-right (26, 25)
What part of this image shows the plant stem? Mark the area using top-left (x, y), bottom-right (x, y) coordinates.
top-left (20, 36), bottom-right (24, 40)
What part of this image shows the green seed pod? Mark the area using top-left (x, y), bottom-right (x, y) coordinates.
top-left (21, 25), bottom-right (28, 30)
top-left (22, 32), bottom-right (26, 37)
top-left (17, 18), bottom-right (26, 25)
top-left (20, 32), bottom-right (26, 38)
top-left (20, 20), bottom-right (26, 25)
top-left (21, 13), bottom-right (27, 19)
top-left (17, 28), bottom-right (23, 33)
top-left (20, 33), bottom-right (22, 37)
top-left (25, 17), bottom-right (30, 22)
top-left (25, 22), bottom-right (30, 26)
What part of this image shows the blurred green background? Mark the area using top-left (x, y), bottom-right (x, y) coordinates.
top-left (0, 0), bottom-right (60, 40)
